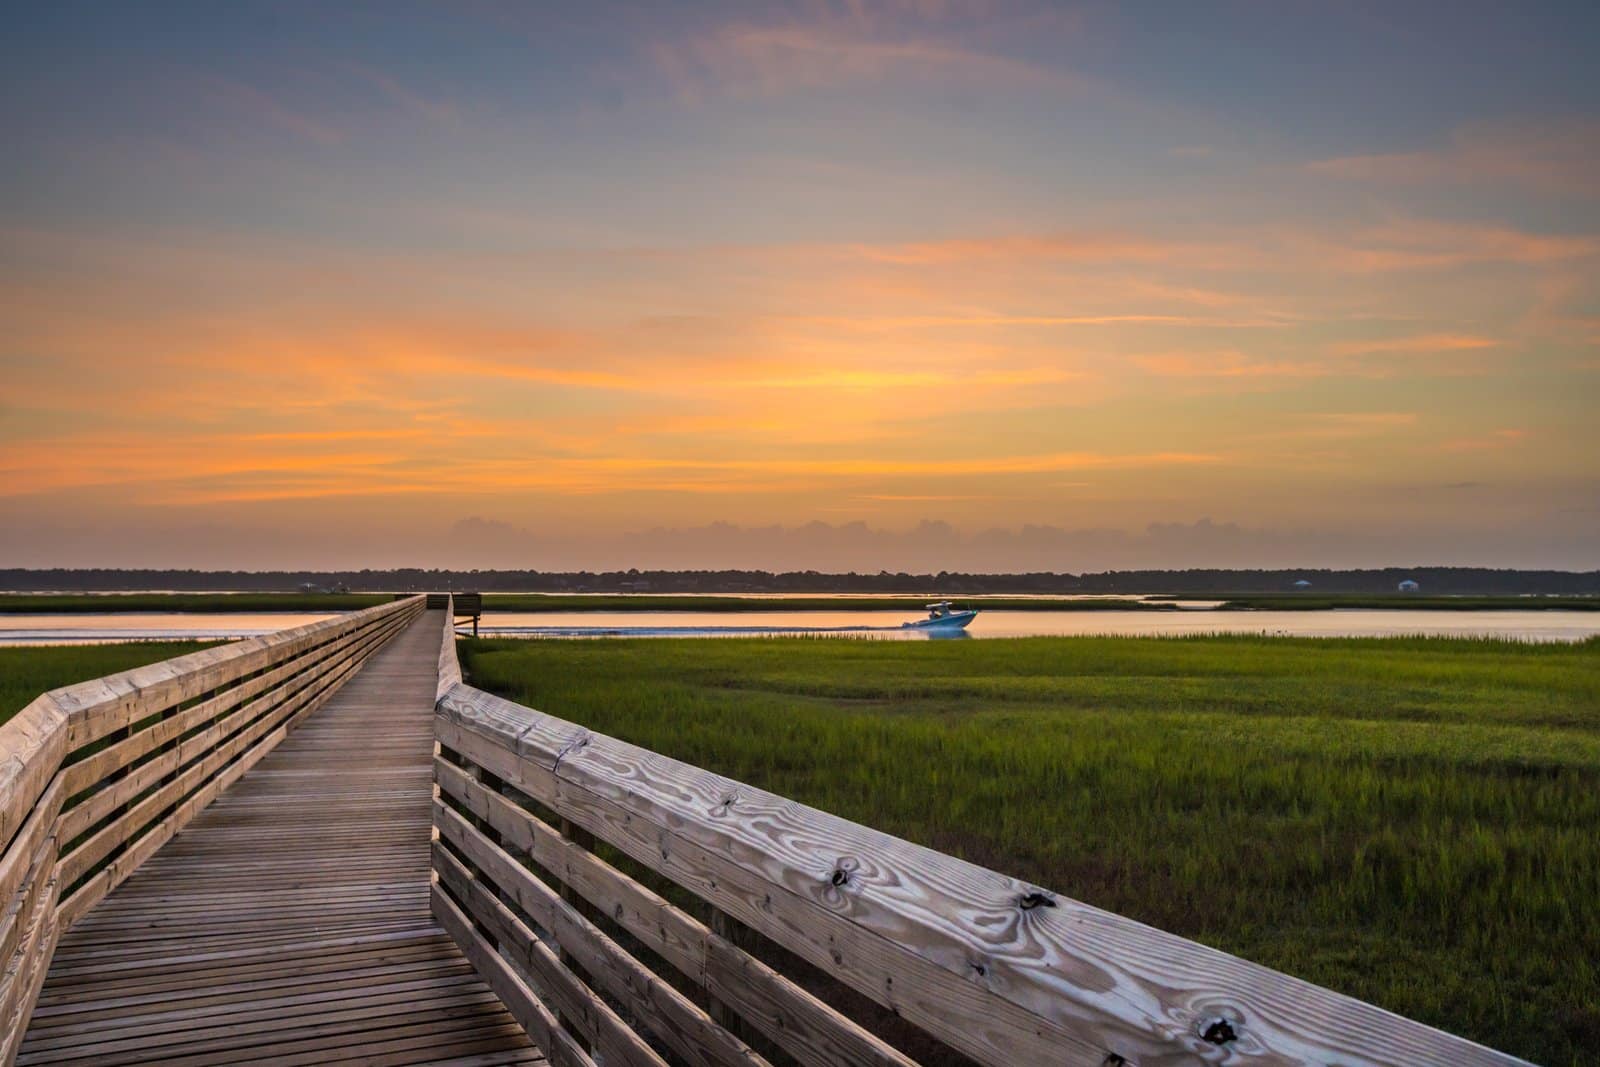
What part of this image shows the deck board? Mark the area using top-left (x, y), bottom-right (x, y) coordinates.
top-left (19, 611), bottom-right (541, 1065)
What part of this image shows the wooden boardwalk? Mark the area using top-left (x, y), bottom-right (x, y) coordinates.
top-left (16, 611), bottom-right (541, 1066)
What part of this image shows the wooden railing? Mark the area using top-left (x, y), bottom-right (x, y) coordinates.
top-left (0, 594), bottom-right (424, 1062)
top-left (430, 601), bottom-right (1528, 1067)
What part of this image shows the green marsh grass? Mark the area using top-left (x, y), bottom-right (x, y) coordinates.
top-left (0, 642), bottom-right (214, 723)
top-left (461, 633), bottom-right (1600, 1064)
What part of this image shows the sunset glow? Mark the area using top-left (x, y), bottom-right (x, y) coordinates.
top-left (3, 2), bottom-right (1596, 570)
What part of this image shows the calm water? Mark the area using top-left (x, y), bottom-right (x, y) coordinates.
top-left (5, 608), bottom-right (1595, 645)
top-left (0, 613), bottom-right (338, 645)
top-left (480, 609), bottom-right (1600, 642)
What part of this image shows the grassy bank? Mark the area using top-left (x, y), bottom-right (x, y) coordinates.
top-left (0, 593), bottom-right (390, 614)
top-left (0, 641), bottom-right (214, 724)
top-left (460, 634), bottom-right (1600, 1064)
top-left (1208, 594), bottom-right (1600, 611)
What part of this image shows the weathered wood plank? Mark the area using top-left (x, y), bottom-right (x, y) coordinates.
top-left (0, 699), bottom-right (66, 860)
top-left (0, 866), bottom-right (58, 1067)
top-left (54, 616), bottom-right (406, 928)
top-left (18, 609), bottom-right (536, 1065)
top-left (0, 832), bottom-right (56, 994)
top-left (59, 646), bottom-right (343, 891)
top-left (59, 612), bottom-right (388, 797)
top-left (435, 801), bottom-right (767, 1067)
top-left (438, 595), bottom-right (464, 701)
top-left (435, 756), bottom-right (914, 1067)
top-left (55, 603), bottom-right (411, 894)
top-left (53, 597), bottom-right (420, 750)
top-left (0, 779), bottom-right (62, 958)
top-left (0, 607), bottom-right (422, 1058)
top-left (438, 682), bottom-right (1530, 1067)
top-left (434, 840), bottom-right (665, 1067)
top-left (55, 616), bottom-right (390, 844)
top-left (432, 882), bottom-right (594, 1067)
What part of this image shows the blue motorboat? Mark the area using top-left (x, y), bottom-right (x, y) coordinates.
top-left (901, 601), bottom-right (979, 631)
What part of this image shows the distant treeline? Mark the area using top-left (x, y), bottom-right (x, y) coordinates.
top-left (4, 566), bottom-right (1598, 595)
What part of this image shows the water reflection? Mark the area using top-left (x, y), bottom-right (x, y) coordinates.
top-left (0, 613), bottom-right (337, 645)
top-left (1, 608), bottom-right (1596, 646)
top-left (478, 609), bottom-right (1600, 643)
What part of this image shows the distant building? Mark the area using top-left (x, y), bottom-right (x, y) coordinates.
top-left (1398, 579), bottom-right (1420, 592)
top-left (1293, 579), bottom-right (1312, 589)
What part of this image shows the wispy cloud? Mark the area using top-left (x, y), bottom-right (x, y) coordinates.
top-left (1306, 219), bottom-right (1599, 272)
top-left (1328, 334), bottom-right (1500, 356)
top-left (1439, 428), bottom-right (1530, 453)
top-left (652, 17), bottom-right (1089, 103)
top-left (346, 64), bottom-right (460, 126)
top-left (200, 76), bottom-right (343, 146)
top-left (845, 232), bottom-right (1237, 268)
top-left (1133, 351), bottom-right (1329, 379)
top-left (1307, 119), bottom-right (1600, 198)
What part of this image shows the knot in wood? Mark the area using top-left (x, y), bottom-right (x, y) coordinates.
top-left (1019, 890), bottom-right (1057, 910)
top-left (826, 855), bottom-right (860, 889)
top-left (1199, 1017), bottom-right (1238, 1045)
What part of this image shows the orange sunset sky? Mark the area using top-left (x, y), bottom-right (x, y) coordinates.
top-left (3, 2), bottom-right (1597, 571)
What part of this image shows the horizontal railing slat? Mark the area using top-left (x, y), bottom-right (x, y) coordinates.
top-left (59, 614), bottom-right (386, 797)
top-left (56, 616), bottom-right (387, 843)
top-left (433, 838), bottom-right (667, 1067)
top-left (430, 882), bottom-right (596, 1067)
top-left (57, 605), bottom-right (414, 927)
top-left (433, 754), bottom-right (910, 1067)
top-left (434, 799), bottom-right (766, 1067)
top-left (0, 701), bottom-right (66, 861)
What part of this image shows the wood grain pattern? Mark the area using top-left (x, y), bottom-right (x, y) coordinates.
top-left (0, 597), bottom-right (429, 1062)
top-left (56, 607), bottom-right (390, 851)
top-left (433, 839), bottom-right (667, 1067)
top-left (54, 603), bottom-right (413, 894)
top-left (431, 882), bottom-right (591, 1067)
top-left (58, 611), bottom-right (390, 797)
top-left (15, 609), bottom-right (541, 1065)
top-left (434, 755), bottom-right (915, 1067)
top-left (437, 596), bottom-right (464, 702)
top-left (434, 799), bottom-right (769, 1067)
top-left (0, 700), bottom-right (65, 860)
top-left (53, 625), bottom-right (390, 928)
top-left (0, 780), bottom-right (61, 962)
top-left (437, 680), bottom-right (1532, 1067)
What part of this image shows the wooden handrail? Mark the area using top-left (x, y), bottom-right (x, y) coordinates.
top-left (0, 594), bottom-right (425, 1062)
top-left (430, 598), bottom-right (1529, 1067)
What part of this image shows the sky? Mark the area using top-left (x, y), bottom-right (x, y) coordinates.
top-left (2, 0), bottom-right (1597, 572)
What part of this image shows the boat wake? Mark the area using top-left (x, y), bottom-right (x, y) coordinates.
top-left (483, 623), bottom-right (898, 638)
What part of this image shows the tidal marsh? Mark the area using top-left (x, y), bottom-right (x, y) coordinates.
top-left (0, 641), bottom-right (213, 723)
top-left (461, 633), bottom-right (1600, 1064)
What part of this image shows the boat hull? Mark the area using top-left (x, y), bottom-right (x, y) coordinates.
top-left (901, 610), bottom-right (978, 631)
